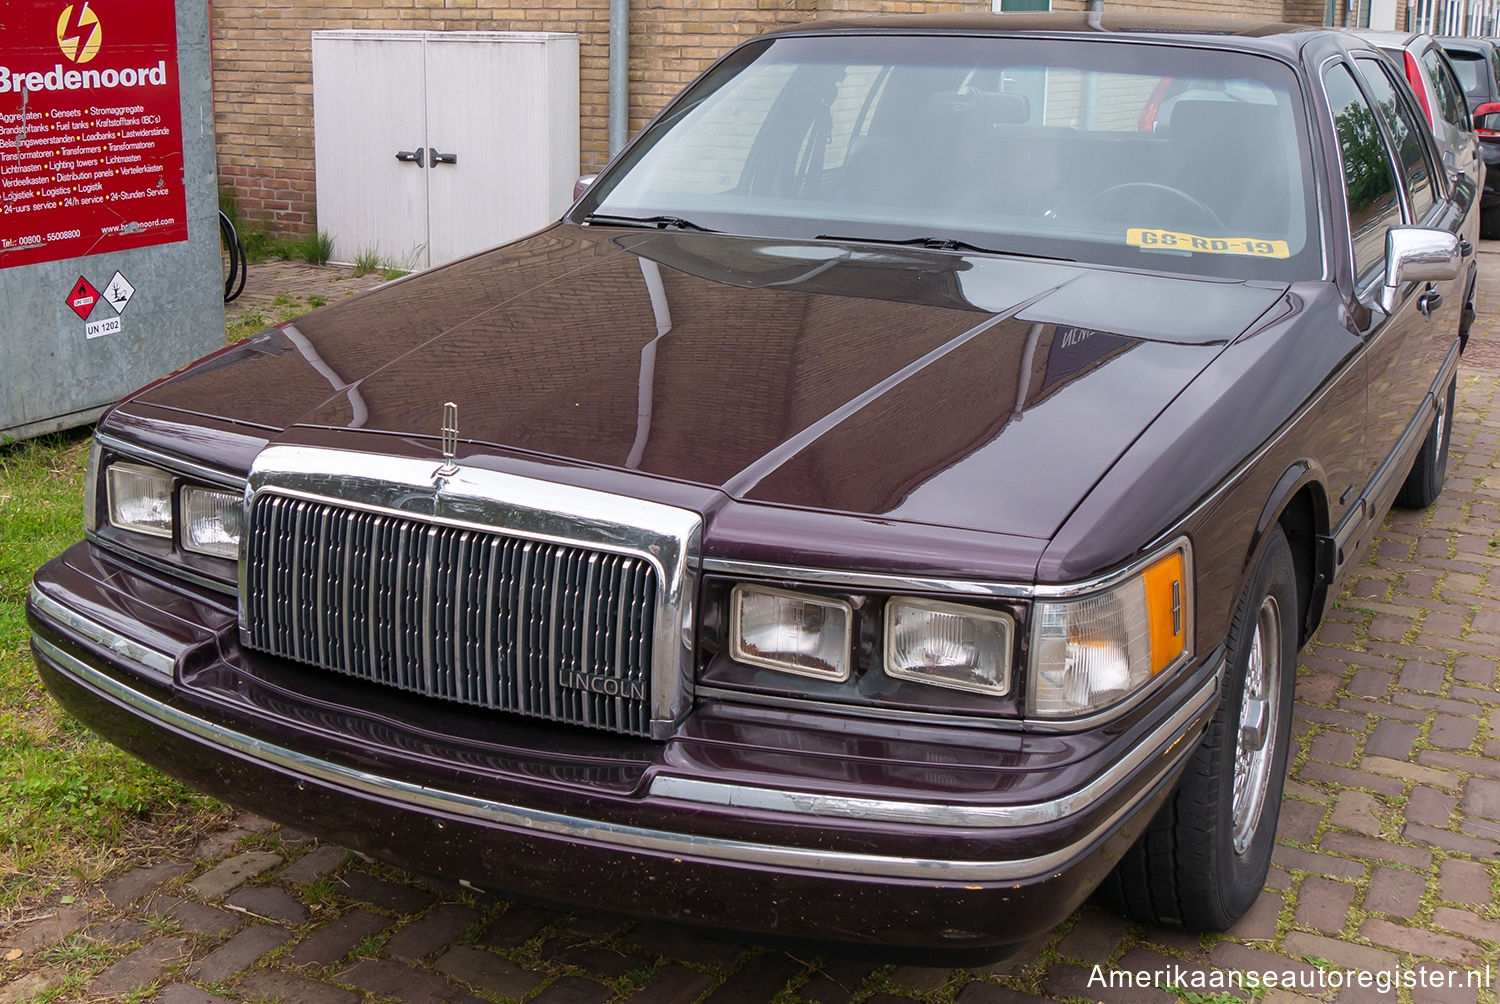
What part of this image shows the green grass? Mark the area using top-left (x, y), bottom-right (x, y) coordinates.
top-left (0, 434), bottom-right (216, 916)
top-left (351, 248), bottom-right (381, 277)
top-left (224, 289), bottom-right (335, 346)
top-left (219, 195), bottom-right (335, 267)
top-left (240, 229), bottom-right (334, 266)
top-left (300, 230), bottom-right (334, 266)
top-left (224, 311), bottom-right (267, 344)
top-left (351, 248), bottom-right (413, 282)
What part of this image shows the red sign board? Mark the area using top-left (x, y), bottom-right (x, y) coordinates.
top-left (0, 2), bottom-right (188, 270)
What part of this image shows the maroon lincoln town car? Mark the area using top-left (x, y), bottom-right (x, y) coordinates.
top-left (29, 14), bottom-right (1479, 957)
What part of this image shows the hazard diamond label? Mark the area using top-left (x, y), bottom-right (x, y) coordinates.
top-left (103, 271), bottom-right (135, 314)
top-left (67, 276), bottom-right (100, 320)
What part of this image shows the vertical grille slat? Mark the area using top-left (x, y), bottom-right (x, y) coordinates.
top-left (244, 495), bottom-right (658, 736)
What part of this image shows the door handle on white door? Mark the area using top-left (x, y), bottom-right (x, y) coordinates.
top-left (430, 148), bottom-right (458, 166)
top-left (395, 148), bottom-right (426, 167)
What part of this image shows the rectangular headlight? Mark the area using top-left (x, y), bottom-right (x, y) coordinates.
top-left (180, 486), bottom-right (243, 559)
top-left (884, 597), bottom-right (1013, 696)
top-left (730, 584), bottom-right (852, 682)
top-left (106, 462), bottom-right (173, 538)
top-left (1029, 542), bottom-right (1191, 718)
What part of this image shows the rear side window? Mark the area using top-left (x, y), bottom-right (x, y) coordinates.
top-left (1446, 50), bottom-right (1487, 101)
top-left (1353, 56), bottom-right (1437, 221)
top-left (1324, 63), bottom-right (1401, 281)
top-left (1420, 46), bottom-right (1470, 129)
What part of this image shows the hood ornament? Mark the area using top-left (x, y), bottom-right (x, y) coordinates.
top-left (436, 401), bottom-right (459, 478)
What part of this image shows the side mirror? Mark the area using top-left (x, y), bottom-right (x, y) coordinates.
top-left (573, 173), bottom-right (599, 202)
top-left (1379, 227), bottom-right (1461, 315)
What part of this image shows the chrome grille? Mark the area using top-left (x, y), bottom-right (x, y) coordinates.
top-left (243, 493), bottom-right (657, 736)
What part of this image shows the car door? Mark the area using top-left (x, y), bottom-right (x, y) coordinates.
top-left (1492, 43), bottom-right (1500, 108)
top-left (1319, 59), bottom-right (1435, 566)
top-left (1419, 42), bottom-right (1482, 183)
top-left (1346, 54), bottom-right (1468, 523)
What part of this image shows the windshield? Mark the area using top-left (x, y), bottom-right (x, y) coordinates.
top-left (580, 34), bottom-right (1319, 281)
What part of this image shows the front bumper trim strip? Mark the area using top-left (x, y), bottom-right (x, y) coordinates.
top-left (30, 586), bottom-right (1208, 883)
top-left (30, 585), bottom-right (175, 678)
top-left (650, 669), bottom-right (1220, 828)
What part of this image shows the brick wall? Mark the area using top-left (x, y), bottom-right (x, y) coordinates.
top-left (211, 0), bottom-right (1329, 235)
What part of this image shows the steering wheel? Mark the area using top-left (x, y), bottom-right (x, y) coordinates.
top-left (1079, 182), bottom-right (1227, 233)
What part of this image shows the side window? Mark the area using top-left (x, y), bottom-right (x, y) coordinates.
top-left (1353, 57), bottom-right (1437, 221)
top-left (1420, 47), bottom-right (1470, 130)
top-left (1446, 51), bottom-right (1485, 102)
top-left (1324, 63), bottom-right (1402, 282)
top-left (1440, 58), bottom-right (1473, 130)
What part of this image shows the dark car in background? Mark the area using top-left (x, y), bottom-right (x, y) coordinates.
top-left (1439, 36), bottom-right (1500, 234)
top-left (28, 14), bottom-right (1479, 959)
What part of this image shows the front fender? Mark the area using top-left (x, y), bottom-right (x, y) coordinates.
top-left (1249, 461), bottom-right (1332, 646)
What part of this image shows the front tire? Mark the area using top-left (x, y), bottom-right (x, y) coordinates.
top-left (1396, 375), bottom-right (1456, 510)
top-left (1097, 526), bottom-right (1298, 930)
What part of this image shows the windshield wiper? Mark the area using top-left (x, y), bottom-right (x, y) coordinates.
top-left (582, 213), bottom-right (717, 232)
top-left (815, 234), bottom-right (1074, 262)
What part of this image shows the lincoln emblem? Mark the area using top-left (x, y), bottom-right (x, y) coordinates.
top-left (437, 401), bottom-right (459, 477)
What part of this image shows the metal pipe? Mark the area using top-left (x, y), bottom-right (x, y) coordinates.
top-left (609, 0), bottom-right (629, 157)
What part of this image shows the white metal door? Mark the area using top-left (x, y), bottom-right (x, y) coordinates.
top-left (313, 33), bottom-right (429, 269)
top-left (424, 36), bottom-right (571, 265)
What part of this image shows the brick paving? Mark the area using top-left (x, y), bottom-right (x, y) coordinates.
top-left (224, 259), bottom-right (386, 330)
top-left (4, 250), bottom-right (1500, 1002)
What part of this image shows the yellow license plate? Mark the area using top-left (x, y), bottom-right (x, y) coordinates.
top-left (1126, 229), bottom-right (1291, 259)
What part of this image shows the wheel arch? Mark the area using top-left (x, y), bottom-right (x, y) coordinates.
top-left (1247, 463), bottom-right (1330, 650)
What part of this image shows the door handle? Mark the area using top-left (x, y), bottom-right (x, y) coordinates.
top-left (395, 148), bottom-right (426, 167)
top-left (430, 148), bottom-right (458, 166)
top-left (1419, 283), bottom-right (1442, 318)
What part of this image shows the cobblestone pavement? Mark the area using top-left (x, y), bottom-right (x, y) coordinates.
top-left (223, 259), bottom-right (387, 330)
top-left (5, 250), bottom-right (1500, 1003)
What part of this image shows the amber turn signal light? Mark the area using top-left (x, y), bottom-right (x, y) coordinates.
top-left (1142, 550), bottom-right (1187, 675)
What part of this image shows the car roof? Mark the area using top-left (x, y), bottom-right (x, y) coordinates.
top-left (1436, 36), bottom-right (1497, 51)
top-left (1346, 28), bottom-right (1429, 49)
top-left (761, 12), bottom-right (1319, 55)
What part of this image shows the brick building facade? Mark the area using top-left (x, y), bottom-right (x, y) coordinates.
top-left (211, 0), bottom-right (1358, 235)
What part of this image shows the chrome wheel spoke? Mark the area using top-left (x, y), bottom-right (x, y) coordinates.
top-left (1239, 696), bottom-right (1268, 752)
top-left (1231, 595), bottom-right (1281, 855)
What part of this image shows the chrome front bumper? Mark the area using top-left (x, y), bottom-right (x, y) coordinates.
top-left (28, 545), bottom-right (1223, 956)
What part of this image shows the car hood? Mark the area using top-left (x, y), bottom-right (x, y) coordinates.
top-left (135, 226), bottom-right (1286, 539)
